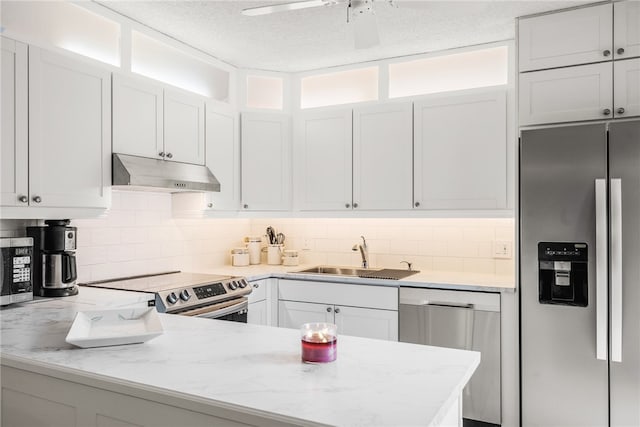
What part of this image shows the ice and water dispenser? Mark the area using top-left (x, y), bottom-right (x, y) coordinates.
top-left (538, 242), bottom-right (588, 307)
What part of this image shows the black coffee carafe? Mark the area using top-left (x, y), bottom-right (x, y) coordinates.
top-left (27, 220), bottom-right (79, 297)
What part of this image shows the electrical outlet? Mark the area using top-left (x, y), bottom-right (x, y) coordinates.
top-left (302, 238), bottom-right (312, 251)
top-left (493, 240), bottom-right (512, 259)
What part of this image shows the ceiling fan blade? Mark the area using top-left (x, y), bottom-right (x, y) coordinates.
top-left (353, 12), bottom-right (380, 49)
top-left (241, 0), bottom-right (337, 16)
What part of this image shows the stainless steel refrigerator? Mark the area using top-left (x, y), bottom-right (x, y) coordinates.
top-left (520, 119), bottom-right (639, 426)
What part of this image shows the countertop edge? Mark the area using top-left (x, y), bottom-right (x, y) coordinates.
top-left (239, 271), bottom-right (516, 293)
top-left (0, 353), bottom-right (330, 427)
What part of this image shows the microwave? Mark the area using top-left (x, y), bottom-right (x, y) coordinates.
top-left (1, 237), bottom-right (34, 306)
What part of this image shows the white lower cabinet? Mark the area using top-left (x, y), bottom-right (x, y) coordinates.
top-left (277, 280), bottom-right (398, 341)
top-left (247, 279), bottom-right (274, 326)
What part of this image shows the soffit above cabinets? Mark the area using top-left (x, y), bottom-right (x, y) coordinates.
top-left (96, 0), bottom-right (595, 73)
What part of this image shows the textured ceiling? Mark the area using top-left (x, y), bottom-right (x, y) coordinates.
top-left (97, 0), bottom-right (594, 72)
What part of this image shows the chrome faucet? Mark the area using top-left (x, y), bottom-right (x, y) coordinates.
top-left (352, 235), bottom-right (369, 268)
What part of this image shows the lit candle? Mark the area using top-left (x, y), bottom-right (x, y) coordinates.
top-left (300, 323), bottom-right (337, 363)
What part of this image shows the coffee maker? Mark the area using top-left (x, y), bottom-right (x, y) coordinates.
top-left (27, 220), bottom-right (78, 297)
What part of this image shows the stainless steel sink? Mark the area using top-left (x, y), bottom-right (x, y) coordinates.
top-left (295, 266), bottom-right (419, 280)
top-left (295, 266), bottom-right (379, 276)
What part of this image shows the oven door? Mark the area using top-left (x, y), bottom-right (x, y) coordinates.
top-left (175, 297), bottom-right (248, 323)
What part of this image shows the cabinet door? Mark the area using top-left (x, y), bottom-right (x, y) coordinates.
top-left (205, 102), bottom-right (239, 210)
top-left (278, 300), bottom-right (332, 329)
top-left (335, 305), bottom-right (398, 341)
top-left (295, 109), bottom-right (352, 211)
top-left (519, 62), bottom-right (613, 125)
top-left (1, 38), bottom-right (28, 207)
top-left (414, 89), bottom-right (507, 210)
top-left (353, 103), bottom-right (413, 210)
top-left (518, 3), bottom-right (613, 72)
top-left (164, 89), bottom-right (205, 165)
top-left (112, 74), bottom-right (164, 160)
top-left (28, 48), bottom-right (111, 208)
top-left (241, 113), bottom-right (291, 211)
top-left (614, 1), bottom-right (640, 60)
top-left (614, 58), bottom-right (640, 118)
top-left (248, 300), bottom-right (268, 326)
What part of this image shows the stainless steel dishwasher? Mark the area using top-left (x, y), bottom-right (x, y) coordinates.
top-left (399, 287), bottom-right (501, 426)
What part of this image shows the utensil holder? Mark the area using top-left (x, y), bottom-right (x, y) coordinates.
top-left (267, 244), bottom-right (283, 265)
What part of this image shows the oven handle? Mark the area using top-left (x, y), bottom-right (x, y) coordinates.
top-left (189, 298), bottom-right (249, 319)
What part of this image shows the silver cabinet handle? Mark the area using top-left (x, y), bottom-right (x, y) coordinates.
top-left (617, 48), bottom-right (625, 55)
top-left (159, 151), bottom-right (165, 157)
top-left (166, 153), bottom-right (173, 159)
top-left (345, 203), bottom-right (350, 208)
top-left (414, 202), bottom-right (420, 208)
top-left (595, 179), bottom-right (608, 361)
top-left (326, 307), bottom-right (332, 313)
top-left (353, 203), bottom-right (358, 208)
top-left (611, 179), bottom-right (623, 363)
top-left (207, 203), bottom-right (213, 208)
top-left (243, 204), bottom-right (249, 209)
top-left (603, 108), bottom-right (611, 116)
top-left (617, 107), bottom-right (625, 115)
top-left (32, 196), bottom-right (42, 203)
top-left (334, 307), bottom-right (340, 314)
top-left (18, 195), bottom-right (28, 203)
top-left (253, 283), bottom-right (259, 289)
top-left (603, 49), bottom-right (611, 57)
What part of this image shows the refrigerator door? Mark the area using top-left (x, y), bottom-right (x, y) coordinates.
top-left (608, 120), bottom-right (640, 427)
top-left (520, 124), bottom-right (608, 426)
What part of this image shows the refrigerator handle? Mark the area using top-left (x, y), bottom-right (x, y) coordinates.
top-left (611, 179), bottom-right (623, 363)
top-left (595, 179), bottom-right (608, 361)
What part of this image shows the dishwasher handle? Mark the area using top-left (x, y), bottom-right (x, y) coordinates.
top-left (424, 301), bottom-right (475, 310)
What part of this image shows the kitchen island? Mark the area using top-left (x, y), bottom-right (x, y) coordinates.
top-left (1, 288), bottom-right (479, 427)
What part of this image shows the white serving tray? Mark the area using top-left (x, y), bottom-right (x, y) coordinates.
top-left (66, 308), bottom-right (164, 348)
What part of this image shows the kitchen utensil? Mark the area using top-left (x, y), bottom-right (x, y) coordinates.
top-left (266, 227), bottom-right (277, 245)
top-left (277, 232), bottom-right (285, 245)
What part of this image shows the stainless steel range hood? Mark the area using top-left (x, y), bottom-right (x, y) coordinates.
top-left (112, 153), bottom-right (220, 192)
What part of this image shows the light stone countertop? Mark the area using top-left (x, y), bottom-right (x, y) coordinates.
top-left (0, 288), bottom-right (480, 427)
top-left (196, 264), bottom-right (516, 293)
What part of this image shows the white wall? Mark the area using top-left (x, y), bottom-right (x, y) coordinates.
top-left (251, 217), bottom-right (515, 276)
top-left (2, 192), bottom-right (514, 281)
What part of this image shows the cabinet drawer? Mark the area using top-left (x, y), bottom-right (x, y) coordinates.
top-left (278, 280), bottom-right (398, 311)
top-left (519, 62), bottom-right (613, 125)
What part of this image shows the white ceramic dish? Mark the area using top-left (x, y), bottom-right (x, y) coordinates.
top-left (65, 308), bottom-right (164, 348)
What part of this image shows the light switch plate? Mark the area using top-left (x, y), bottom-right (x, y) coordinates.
top-left (493, 240), bottom-right (512, 259)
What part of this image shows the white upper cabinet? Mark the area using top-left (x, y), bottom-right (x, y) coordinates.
top-left (112, 74), bottom-right (163, 160)
top-left (614, 1), bottom-right (640, 59)
top-left (614, 58), bottom-right (640, 118)
top-left (241, 112), bottom-right (291, 211)
top-left (353, 102), bottom-right (413, 210)
top-left (28, 47), bottom-right (111, 209)
top-left (113, 74), bottom-right (205, 165)
top-left (414, 89), bottom-right (507, 210)
top-left (519, 62), bottom-right (613, 125)
top-left (295, 109), bottom-right (352, 211)
top-left (1, 38), bottom-right (28, 207)
top-left (518, 3), bottom-right (613, 72)
top-left (204, 102), bottom-right (239, 210)
top-left (164, 89), bottom-right (205, 165)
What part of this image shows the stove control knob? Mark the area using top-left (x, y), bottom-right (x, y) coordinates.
top-left (228, 281), bottom-right (238, 291)
top-left (179, 289), bottom-right (191, 301)
top-left (166, 292), bottom-right (178, 305)
top-left (238, 280), bottom-right (247, 288)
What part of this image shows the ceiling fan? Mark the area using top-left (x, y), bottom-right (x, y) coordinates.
top-left (241, 0), bottom-right (396, 49)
